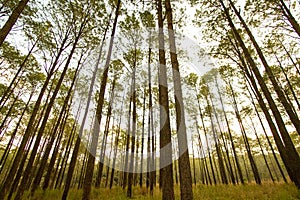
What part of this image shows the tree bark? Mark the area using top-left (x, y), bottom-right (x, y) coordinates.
top-left (0, 0), bottom-right (30, 46)
top-left (139, 88), bottom-right (146, 187)
top-left (157, 0), bottom-right (175, 199)
top-left (0, 26), bottom-right (70, 199)
top-left (229, 0), bottom-right (300, 136)
top-left (127, 59), bottom-right (137, 198)
top-left (61, 7), bottom-right (112, 199)
top-left (14, 23), bottom-right (83, 199)
top-left (220, 0), bottom-right (300, 188)
top-left (82, 1), bottom-right (120, 199)
top-left (279, 0), bottom-right (300, 38)
top-left (164, 0), bottom-right (193, 198)
top-left (30, 56), bottom-right (80, 195)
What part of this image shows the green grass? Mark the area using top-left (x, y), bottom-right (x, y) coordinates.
top-left (193, 183), bottom-right (300, 200)
top-left (24, 182), bottom-right (300, 200)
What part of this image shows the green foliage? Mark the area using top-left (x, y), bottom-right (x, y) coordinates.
top-left (0, 41), bottom-right (24, 69)
top-left (185, 73), bottom-right (198, 88)
top-left (140, 11), bottom-right (155, 28)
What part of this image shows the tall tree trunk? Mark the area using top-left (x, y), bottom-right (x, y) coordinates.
top-left (207, 88), bottom-right (228, 184)
top-left (0, 27), bottom-right (71, 199)
top-left (82, 1), bottom-right (120, 199)
top-left (77, 129), bottom-right (91, 189)
top-left (279, 0), bottom-right (300, 37)
top-left (238, 53), bottom-right (295, 184)
top-left (45, 110), bottom-right (69, 189)
top-left (105, 118), bottom-right (115, 188)
top-left (0, 0), bottom-right (30, 46)
top-left (0, 40), bottom-right (37, 109)
top-left (214, 75), bottom-right (238, 184)
top-left (228, 81), bottom-right (261, 184)
top-left (204, 123), bottom-right (217, 185)
top-left (127, 68), bottom-right (137, 198)
top-left (246, 82), bottom-right (287, 183)
top-left (229, 0), bottom-right (300, 136)
top-left (30, 57), bottom-right (80, 195)
top-left (54, 115), bottom-right (78, 189)
top-left (6, 88), bottom-right (52, 194)
top-left (164, 0), bottom-right (193, 198)
top-left (122, 77), bottom-right (134, 190)
top-left (109, 94), bottom-right (125, 189)
top-left (157, 0), bottom-right (174, 199)
top-left (61, 8), bottom-right (112, 199)
top-left (241, 153), bottom-right (250, 182)
top-left (95, 77), bottom-right (116, 188)
top-left (146, 28), bottom-right (155, 195)
top-left (195, 95), bottom-right (213, 185)
top-left (0, 88), bottom-right (34, 173)
top-left (14, 25), bottom-right (83, 199)
top-left (220, 0), bottom-right (300, 188)
top-left (193, 125), bottom-right (205, 184)
top-left (250, 117), bottom-right (275, 182)
top-left (195, 118), bottom-right (210, 185)
top-left (139, 88), bottom-right (146, 187)
top-left (127, 59), bottom-right (137, 198)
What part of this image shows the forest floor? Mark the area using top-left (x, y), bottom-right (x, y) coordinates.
top-left (24, 182), bottom-right (300, 200)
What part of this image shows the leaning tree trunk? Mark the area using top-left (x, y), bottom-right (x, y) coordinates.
top-left (0, 87), bottom-right (23, 134)
top-left (246, 82), bottom-right (287, 182)
top-left (0, 40), bottom-right (37, 109)
top-left (274, 54), bottom-right (300, 112)
top-left (82, 2), bottom-right (121, 199)
top-left (0, 0), bottom-right (30, 46)
top-left (195, 118), bottom-right (210, 185)
top-left (250, 117), bottom-right (275, 182)
top-left (229, 0), bottom-right (300, 136)
top-left (237, 51), bottom-right (295, 185)
top-left (207, 88), bottom-right (228, 185)
top-left (229, 81), bottom-right (261, 185)
top-left (95, 77), bottom-right (116, 188)
top-left (54, 113), bottom-right (78, 189)
top-left (214, 75), bottom-right (239, 184)
top-left (61, 7), bottom-right (112, 200)
top-left (30, 57), bottom-right (80, 195)
top-left (0, 88), bottom-right (34, 173)
top-left (195, 94), bottom-right (213, 185)
top-left (279, 0), bottom-right (300, 38)
top-left (280, 42), bottom-right (300, 76)
top-left (14, 23), bottom-right (83, 199)
top-left (220, 0), bottom-right (300, 188)
top-left (0, 27), bottom-right (70, 199)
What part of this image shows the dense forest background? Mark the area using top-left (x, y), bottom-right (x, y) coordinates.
top-left (0, 0), bottom-right (300, 199)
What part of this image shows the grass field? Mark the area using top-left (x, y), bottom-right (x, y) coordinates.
top-left (23, 182), bottom-right (300, 200)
